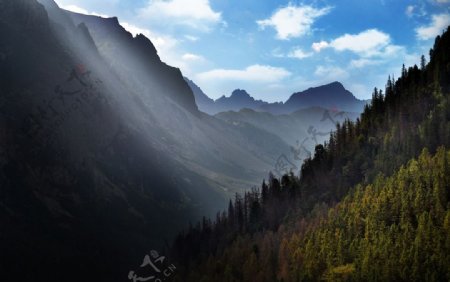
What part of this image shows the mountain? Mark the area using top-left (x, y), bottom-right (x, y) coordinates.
top-left (287, 81), bottom-right (366, 112)
top-left (66, 12), bottom-right (198, 114)
top-left (0, 0), bottom-right (292, 280)
top-left (65, 9), bottom-right (291, 193)
top-left (186, 79), bottom-right (368, 115)
top-left (184, 77), bottom-right (360, 183)
top-left (216, 107), bottom-right (359, 169)
top-left (185, 78), bottom-right (269, 115)
top-left (259, 81), bottom-right (369, 114)
top-left (214, 89), bottom-right (269, 112)
top-left (171, 27), bottom-right (450, 281)
top-left (184, 77), bottom-right (215, 113)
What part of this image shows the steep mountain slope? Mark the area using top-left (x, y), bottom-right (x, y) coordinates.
top-left (67, 11), bottom-right (198, 114)
top-left (0, 1), bottom-right (208, 280)
top-left (0, 0), bottom-right (292, 280)
top-left (185, 76), bottom-right (215, 113)
top-left (64, 8), bottom-right (291, 193)
top-left (216, 107), bottom-right (359, 170)
top-left (170, 27), bottom-right (450, 281)
top-left (216, 107), bottom-right (359, 147)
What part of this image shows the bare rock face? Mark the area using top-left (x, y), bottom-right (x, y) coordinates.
top-left (68, 11), bottom-right (199, 114)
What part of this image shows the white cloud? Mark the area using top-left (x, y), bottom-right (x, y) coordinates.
top-left (120, 22), bottom-right (178, 50)
top-left (184, 35), bottom-right (199, 42)
top-left (379, 45), bottom-right (405, 58)
top-left (287, 47), bottom-right (313, 59)
top-left (197, 65), bottom-right (291, 82)
top-left (257, 4), bottom-right (331, 40)
top-left (120, 21), bottom-right (182, 69)
top-left (330, 29), bottom-right (389, 56)
top-left (57, 2), bottom-right (203, 78)
top-left (314, 66), bottom-right (349, 80)
top-left (349, 58), bottom-right (381, 68)
top-left (58, 3), bottom-right (181, 63)
top-left (60, 4), bottom-right (109, 17)
top-left (120, 22), bottom-right (152, 38)
top-left (271, 47), bottom-right (313, 59)
top-left (312, 41), bottom-right (329, 52)
top-left (271, 48), bottom-right (285, 58)
top-left (358, 48), bottom-right (419, 79)
top-left (139, 0), bottom-right (222, 31)
top-left (405, 4), bottom-right (428, 18)
top-left (55, 0), bottom-right (119, 11)
top-left (416, 14), bottom-right (450, 40)
top-left (406, 5), bottom-right (415, 17)
top-left (60, 4), bottom-right (89, 14)
top-left (182, 53), bottom-right (205, 61)
top-left (348, 83), bottom-right (370, 98)
top-left (312, 29), bottom-right (396, 57)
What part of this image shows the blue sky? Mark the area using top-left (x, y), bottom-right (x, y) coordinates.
top-left (54, 0), bottom-right (450, 101)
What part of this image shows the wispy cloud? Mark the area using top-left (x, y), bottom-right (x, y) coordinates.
top-left (287, 47), bottom-right (313, 59)
top-left (272, 47), bottom-right (313, 59)
top-left (349, 58), bottom-right (382, 68)
top-left (312, 29), bottom-right (399, 58)
top-left (182, 53), bottom-right (205, 62)
top-left (120, 22), bottom-right (152, 38)
top-left (197, 65), bottom-right (291, 82)
top-left (120, 22), bottom-right (178, 50)
top-left (314, 66), bottom-right (349, 81)
top-left (312, 41), bottom-right (329, 52)
top-left (405, 4), bottom-right (427, 18)
top-left (184, 35), bottom-right (199, 42)
top-left (405, 5), bottom-right (415, 17)
top-left (60, 4), bottom-right (109, 17)
top-left (257, 4), bottom-right (331, 40)
top-left (416, 13), bottom-right (450, 40)
top-left (138, 0), bottom-right (223, 31)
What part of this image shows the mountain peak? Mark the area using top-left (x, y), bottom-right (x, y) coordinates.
top-left (231, 89), bottom-right (252, 99)
top-left (107, 16), bottom-right (119, 24)
top-left (328, 81), bottom-right (345, 89)
top-left (295, 81), bottom-right (355, 99)
top-left (283, 81), bottom-right (365, 113)
top-left (305, 81), bottom-right (345, 92)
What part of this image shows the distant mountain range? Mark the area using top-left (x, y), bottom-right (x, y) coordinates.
top-left (215, 107), bottom-right (359, 150)
top-left (185, 78), bottom-right (370, 115)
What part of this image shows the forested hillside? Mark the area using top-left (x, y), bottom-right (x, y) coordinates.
top-left (174, 148), bottom-right (449, 281)
top-left (170, 27), bottom-right (450, 281)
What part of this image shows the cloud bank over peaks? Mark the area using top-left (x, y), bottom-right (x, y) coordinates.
top-left (197, 65), bottom-right (291, 83)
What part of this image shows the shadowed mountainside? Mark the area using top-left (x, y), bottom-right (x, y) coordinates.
top-left (0, 0), bottom-right (292, 280)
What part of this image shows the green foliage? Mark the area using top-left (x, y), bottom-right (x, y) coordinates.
top-left (171, 27), bottom-right (450, 281)
top-left (174, 149), bottom-right (450, 281)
